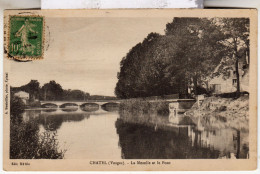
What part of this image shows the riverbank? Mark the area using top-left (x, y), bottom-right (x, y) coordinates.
top-left (119, 96), bottom-right (249, 132)
top-left (10, 96), bottom-right (66, 159)
top-left (120, 99), bottom-right (169, 115)
top-left (119, 99), bottom-right (170, 127)
top-left (185, 95), bottom-right (249, 131)
top-left (25, 100), bottom-right (41, 108)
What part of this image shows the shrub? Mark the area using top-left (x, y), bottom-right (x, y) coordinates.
top-left (10, 95), bottom-right (65, 159)
top-left (10, 119), bottom-right (66, 159)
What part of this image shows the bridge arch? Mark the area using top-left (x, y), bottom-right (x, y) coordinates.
top-left (60, 103), bottom-right (78, 112)
top-left (41, 103), bottom-right (58, 108)
top-left (101, 102), bottom-right (120, 112)
top-left (80, 103), bottom-right (99, 112)
top-left (59, 103), bottom-right (78, 108)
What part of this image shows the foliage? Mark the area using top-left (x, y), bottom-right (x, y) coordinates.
top-left (10, 95), bottom-right (65, 159)
top-left (192, 86), bottom-right (209, 95)
top-left (41, 80), bottom-right (64, 100)
top-left (165, 18), bottom-right (226, 95)
top-left (214, 18), bottom-right (249, 97)
top-left (115, 17), bottom-right (249, 99)
top-left (115, 18), bottom-right (223, 98)
top-left (12, 80), bottom-right (40, 101)
top-left (119, 99), bottom-right (169, 116)
top-left (12, 80), bottom-right (116, 101)
top-left (88, 95), bottom-right (117, 100)
top-left (115, 33), bottom-right (184, 98)
top-left (10, 120), bottom-right (65, 159)
top-left (10, 96), bottom-right (25, 123)
top-left (63, 89), bottom-right (90, 101)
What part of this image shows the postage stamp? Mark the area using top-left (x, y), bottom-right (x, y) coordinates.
top-left (8, 16), bottom-right (44, 60)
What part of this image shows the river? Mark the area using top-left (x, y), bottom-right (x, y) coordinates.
top-left (21, 107), bottom-right (249, 159)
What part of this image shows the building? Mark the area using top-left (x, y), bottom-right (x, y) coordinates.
top-left (209, 54), bottom-right (249, 94)
top-left (14, 91), bottom-right (29, 104)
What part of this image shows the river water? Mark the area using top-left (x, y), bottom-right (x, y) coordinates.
top-left (22, 108), bottom-right (249, 159)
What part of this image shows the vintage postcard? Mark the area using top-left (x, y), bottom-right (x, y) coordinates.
top-left (3, 9), bottom-right (257, 171)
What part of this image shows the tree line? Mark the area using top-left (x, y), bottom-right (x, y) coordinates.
top-left (115, 18), bottom-right (249, 99)
top-left (11, 80), bottom-right (117, 101)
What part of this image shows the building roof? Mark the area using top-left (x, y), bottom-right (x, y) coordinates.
top-left (14, 91), bottom-right (29, 98)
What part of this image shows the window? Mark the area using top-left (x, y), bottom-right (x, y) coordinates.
top-left (232, 79), bottom-right (237, 85)
top-left (215, 84), bottom-right (221, 93)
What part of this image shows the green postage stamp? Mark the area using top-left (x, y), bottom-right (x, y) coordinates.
top-left (8, 16), bottom-right (44, 60)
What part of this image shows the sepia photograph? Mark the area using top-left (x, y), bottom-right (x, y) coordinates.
top-left (3, 9), bottom-right (257, 171)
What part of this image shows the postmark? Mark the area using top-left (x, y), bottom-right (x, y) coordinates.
top-left (8, 16), bottom-right (44, 60)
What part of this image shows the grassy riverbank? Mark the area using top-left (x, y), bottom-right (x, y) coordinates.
top-left (120, 99), bottom-right (169, 115)
top-left (119, 99), bottom-right (171, 127)
top-left (185, 96), bottom-right (249, 131)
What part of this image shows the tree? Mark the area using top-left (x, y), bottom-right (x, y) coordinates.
top-left (63, 89), bottom-right (90, 101)
top-left (165, 18), bottom-right (225, 95)
top-left (115, 31), bottom-right (189, 98)
top-left (14, 80), bottom-right (40, 101)
top-left (217, 18), bottom-right (249, 97)
top-left (26, 80), bottom-right (40, 100)
top-left (115, 33), bottom-right (163, 98)
top-left (41, 81), bottom-right (63, 100)
top-left (115, 17), bottom-right (245, 99)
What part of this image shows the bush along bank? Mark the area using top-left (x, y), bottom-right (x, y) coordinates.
top-left (185, 96), bottom-right (249, 132)
top-left (119, 99), bottom-right (171, 128)
top-left (10, 96), bottom-right (66, 159)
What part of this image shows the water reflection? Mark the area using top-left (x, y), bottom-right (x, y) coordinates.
top-left (39, 114), bottom-right (89, 131)
top-left (42, 109), bottom-right (58, 112)
top-left (115, 118), bottom-right (249, 159)
top-left (61, 108), bottom-right (78, 112)
top-left (21, 107), bottom-right (249, 159)
top-left (22, 108), bottom-right (121, 159)
top-left (23, 110), bottom-right (90, 131)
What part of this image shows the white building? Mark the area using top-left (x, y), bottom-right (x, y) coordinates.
top-left (14, 91), bottom-right (29, 104)
top-left (209, 55), bottom-right (249, 94)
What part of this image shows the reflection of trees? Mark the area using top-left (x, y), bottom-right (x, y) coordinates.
top-left (61, 108), bottom-right (78, 112)
top-left (42, 109), bottom-right (57, 112)
top-left (115, 119), bottom-right (219, 159)
top-left (38, 113), bottom-right (90, 131)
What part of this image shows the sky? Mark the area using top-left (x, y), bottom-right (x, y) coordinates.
top-left (9, 17), bottom-right (173, 96)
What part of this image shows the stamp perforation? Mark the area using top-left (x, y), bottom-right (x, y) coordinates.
top-left (6, 15), bottom-right (45, 61)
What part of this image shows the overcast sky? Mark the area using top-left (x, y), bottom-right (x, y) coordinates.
top-left (9, 17), bottom-right (173, 96)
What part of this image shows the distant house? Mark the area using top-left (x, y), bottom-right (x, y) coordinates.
top-left (209, 54), bottom-right (249, 94)
top-left (14, 91), bottom-right (29, 104)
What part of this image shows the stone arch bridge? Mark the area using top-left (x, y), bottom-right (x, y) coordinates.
top-left (40, 100), bottom-right (121, 109)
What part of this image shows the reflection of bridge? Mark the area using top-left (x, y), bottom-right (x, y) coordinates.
top-left (40, 100), bottom-right (121, 108)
